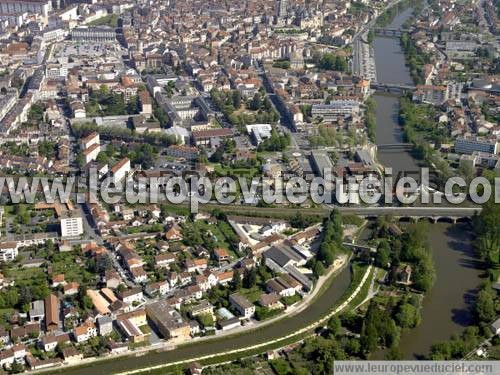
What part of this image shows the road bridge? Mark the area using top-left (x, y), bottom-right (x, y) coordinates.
top-left (371, 82), bottom-right (416, 92)
top-left (194, 203), bottom-right (482, 224)
top-left (377, 143), bottom-right (413, 150)
top-left (374, 27), bottom-right (405, 37)
top-left (337, 206), bottom-right (481, 224)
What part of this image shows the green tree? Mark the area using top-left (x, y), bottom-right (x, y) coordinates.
top-left (313, 261), bottom-right (325, 278)
top-left (394, 303), bottom-right (420, 328)
top-left (327, 316), bottom-right (341, 337)
top-left (243, 267), bottom-right (257, 289)
top-left (375, 241), bottom-right (391, 268)
top-left (196, 313), bottom-right (214, 328)
top-left (232, 269), bottom-right (242, 290)
top-left (249, 93), bottom-right (261, 111)
top-left (475, 289), bottom-right (496, 322)
top-left (232, 90), bottom-right (242, 108)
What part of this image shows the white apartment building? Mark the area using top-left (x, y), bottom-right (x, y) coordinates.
top-left (83, 143), bottom-right (100, 164)
top-left (111, 157), bottom-right (131, 183)
top-left (0, 242), bottom-right (18, 262)
top-left (60, 211), bottom-right (84, 238)
top-left (0, 1), bottom-right (52, 18)
top-left (80, 132), bottom-right (100, 150)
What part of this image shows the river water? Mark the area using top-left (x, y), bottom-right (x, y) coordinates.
top-left (57, 7), bottom-right (483, 374)
top-left (371, 7), bottom-right (482, 359)
top-left (62, 261), bottom-right (353, 374)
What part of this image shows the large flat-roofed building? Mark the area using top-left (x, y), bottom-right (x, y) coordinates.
top-left (191, 128), bottom-right (234, 147)
top-left (0, 1), bottom-right (52, 17)
top-left (455, 137), bottom-right (498, 155)
top-left (146, 300), bottom-right (190, 340)
top-left (246, 124), bottom-right (272, 145)
top-left (0, 91), bottom-right (17, 124)
top-left (310, 150), bottom-right (334, 178)
top-left (311, 100), bottom-right (360, 121)
top-left (156, 94), bottom-right (214, 128)
top-left (71, 27), bottom-right (116, 43)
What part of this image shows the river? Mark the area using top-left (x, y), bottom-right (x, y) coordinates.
top-left (371, 6), bottom-right (482, 359)
top-left (61, 262), bottom-right (353, 374)
top-left (56, 6), bottom-right (482, 374)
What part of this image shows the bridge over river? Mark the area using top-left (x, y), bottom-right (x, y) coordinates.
top-left (371, 82), bottom-right (416, 92)
top-left (374, 27), bottom-right (408, 37)
top-left (337, 206), bottom-right (482, 224)
top-left (377, 143), bottom-right (413, 150)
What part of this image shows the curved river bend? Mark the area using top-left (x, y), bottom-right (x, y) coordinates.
top-left (58, 7), bottom-right (482, 374)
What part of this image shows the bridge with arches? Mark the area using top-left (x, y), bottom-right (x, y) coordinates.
top-left (337, 206), bottom-right (481, 224)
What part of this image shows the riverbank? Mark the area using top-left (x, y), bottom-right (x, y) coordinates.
top-left (43, 252), bottom-right (356, 375)
top-left (370, 3), bottom-right (483, 360)
top-left (124, 263), bottom-right (375, 375)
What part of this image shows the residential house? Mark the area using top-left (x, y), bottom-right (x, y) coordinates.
top-left (214, 248), bottom-right (230, 263)
top-left (144, 280), bottom-right (170, 297)
top-left (40, 333), bottom-right (70, 352)
top-left (266, 277), bottom-right (296, 297)
top-left (118, 287), bottom-right (143, 305)
top-left (44, 294), bottom-right (59, 332)
top-left (155, 253), bottom-right (176, 269)
top-left (29, 300), bottom-right (45, 322)
top-left (190, 300), bottom-right (214, 317)
top-left (229, 293), bottom-right (255, 319)
top-left (97, 316), bottom-right (113, 336)
top-left (51, 274), bottom-right (66, 287)
top-left (165, 224), bottom-right (183, 241)
top-left (258, 293), bottom-right (283, 310)
top-left (62, 347), bottom-right (83, 364)
top-left (185, 258), bottom-right (208, 273)
top-left (73, 321), bottom-right (97, 343)
top-left (63, 282), bottom-right (79, 296)
top-left (216, 270), bottom-right (233, 286)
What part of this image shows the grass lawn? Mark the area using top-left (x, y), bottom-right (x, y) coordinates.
top-left (238, 287), bottom-right (263, 303)
top-left (212, 164), bottom-right (259, 178)
top-left (139, 325), bottom-right (152, 335)
top-left (192, 220), bottom-right (239, 259)
top-left (51, 252), bottom-right (94, 284)
top-left (281, 294), bottom-right (302, 306)
top-left (7, 267), bottom-right (46, 281)
top-left (88, 14), bottom-right (119, 27)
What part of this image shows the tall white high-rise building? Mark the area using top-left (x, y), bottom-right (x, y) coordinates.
top-left (275, 0), bottom-right (287, 19)
top-left (0, 1), bottom-right (52, 18)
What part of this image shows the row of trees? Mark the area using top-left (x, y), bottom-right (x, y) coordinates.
top-left (364, 97), bottom-right (376, 143)
top-left (309, 210), bottom-right (343, 278)
top-left (72, 123), bottom-right (177, 148)
top-left (399, 96), bottom-right (452, 180)
top-left (399, 32), bottom-right (431, 85)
